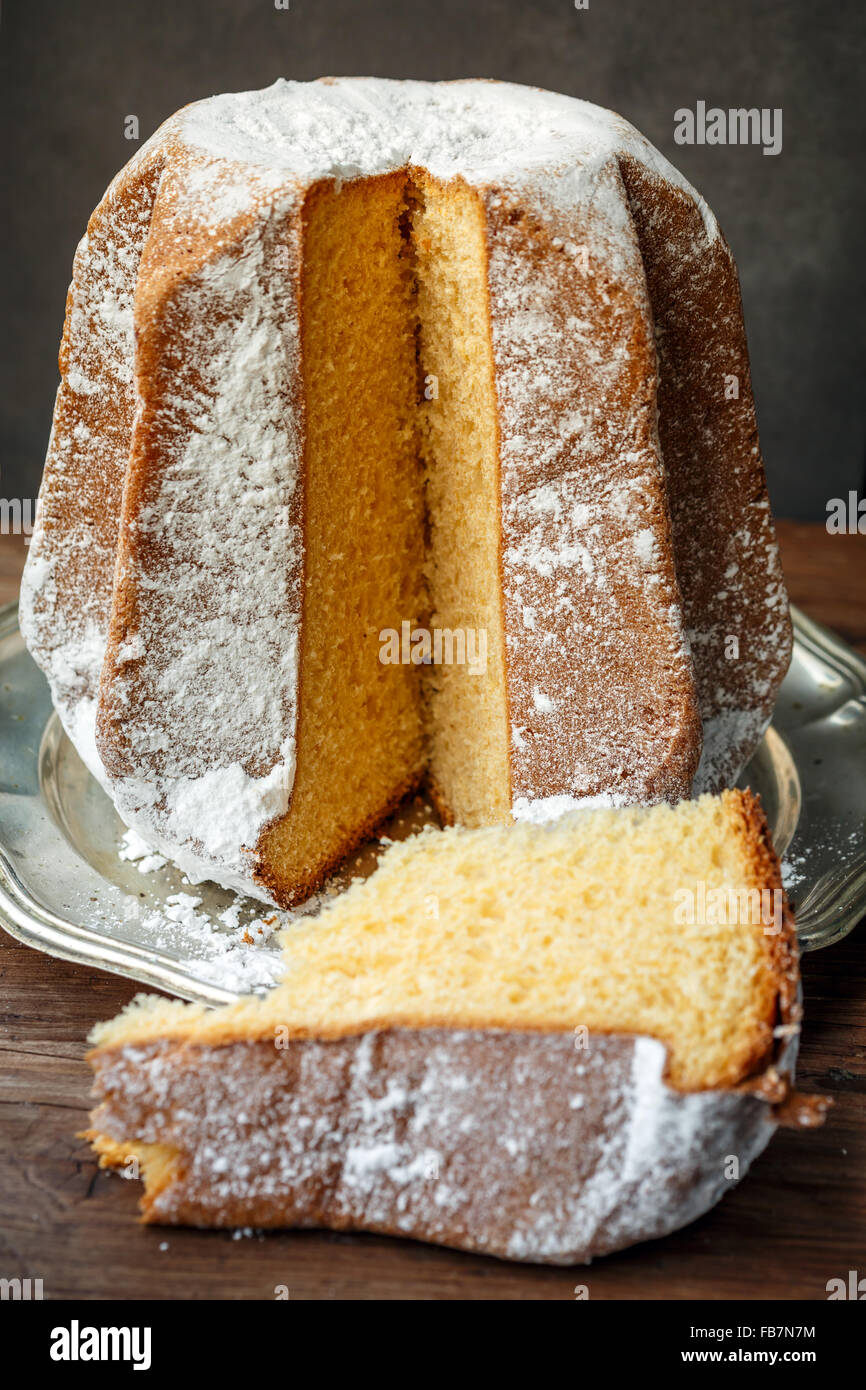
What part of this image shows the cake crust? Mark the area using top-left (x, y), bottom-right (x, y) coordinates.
top-left (620, 157), bottom-right (792, 789)
top-left (87, 1025), bottom-right (808, 1264)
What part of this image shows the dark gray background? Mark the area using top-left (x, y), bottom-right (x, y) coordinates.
top-left (2, 0), bottom-right (864, 519)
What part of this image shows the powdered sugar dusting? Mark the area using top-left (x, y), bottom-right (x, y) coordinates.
top-left (512, 792), bottom-right (628, 824)
top-left (20, 160), bottom-right (161, 787)
top-left (98, 211), bottom-right (304, 897)
top-left (486, 168), bottom-right (700, 806)
top-left (119, 826), bottom-right (167, 875)
top-left (89, 1026), bottom-right (793, 1262)
top-left (132, 891), bottom-right (285, 993)
top-left (113, 826), bottom-right (347, 993)
top-left (178, 79), bottom-right (718, 238)
top-left (694, 708), bottom-right (770, 795)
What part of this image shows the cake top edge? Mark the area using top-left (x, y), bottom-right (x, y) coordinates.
top-left (131, 76), bottom-right (716, 238)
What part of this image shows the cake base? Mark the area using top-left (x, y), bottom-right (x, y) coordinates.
top-left (87, 1025), bottom-right (825, 1263)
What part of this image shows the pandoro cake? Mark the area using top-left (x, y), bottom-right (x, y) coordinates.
top-left (20, 78), bottom-right (792, 908)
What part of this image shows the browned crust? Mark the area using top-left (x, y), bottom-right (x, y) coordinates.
top-left (724, 788), bottom-right (801, 1081)
top-left (423, 771), bottom-right (456, 827)
top-left (84, 1024), bottom-right (819, 1256)
top-left (253, 763), bottom-right (426, 908)
top-left (481, 179), bottom-right (703, 806)
top-left (21, 150), bottom-right (164, 710)
top-left (88, 1010), bottom-right (791, 1093)
top-left (618, 155), bottom-right (792, 787)
top-left (475, 178), bottom-right (514, 817)
top-left (96, 174), bottom-right (307, 784)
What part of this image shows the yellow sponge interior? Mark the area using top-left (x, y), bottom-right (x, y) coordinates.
top-left (91, 791), bottom-right (791, 1092)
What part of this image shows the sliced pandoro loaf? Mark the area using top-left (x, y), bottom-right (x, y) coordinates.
top-left (86, 791), bottom-right (823, 1264)
top-left (21, 79), bottom-right (793, 909)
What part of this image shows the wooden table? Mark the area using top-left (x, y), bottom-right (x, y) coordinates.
top-left (1, 524), bottom-right (863, 1301)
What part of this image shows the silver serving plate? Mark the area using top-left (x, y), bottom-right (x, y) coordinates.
top-left (0, 601), bottom-right (863, 1007)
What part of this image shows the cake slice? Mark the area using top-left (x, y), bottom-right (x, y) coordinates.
top-left (86, 791), bottom-right (822, 1263)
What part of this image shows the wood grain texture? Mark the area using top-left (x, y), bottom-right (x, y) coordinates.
top-left (0, 523), bottom-right (863, 1300)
